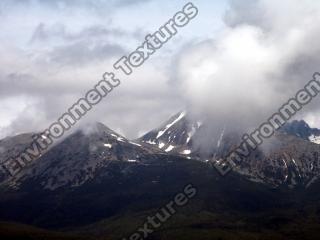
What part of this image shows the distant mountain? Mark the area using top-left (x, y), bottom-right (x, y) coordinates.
top-left (139, 111), bottom-right (202, 156)
top-left (280, 120), bottom-right (320, 143)
top-left (139, 112), bottom-right (320, 188)
top-left (0, 122), bottom-right (160, 190)
top-left (3, 115), bottom-right (319, 191)
top-left (138, 111), bottom-right (227, 158)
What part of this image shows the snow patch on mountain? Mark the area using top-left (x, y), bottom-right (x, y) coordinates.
top-left (156, 111), bottom-right (186, 139)
top-left (309, 134), bottom-right (320, 144)
top-left (129, 141), bottom-right (142, 147)
top-left (159, 142), bottom-right (165, 149)
top-left (181, 149), bottom-right (191, 155)
top-left (165, 145), bottom-right (175, 152)
top-left (117, 137), bottom-right (126, 142)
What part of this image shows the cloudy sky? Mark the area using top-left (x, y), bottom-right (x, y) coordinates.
top-left (1, 0), bottom-right (320, 139)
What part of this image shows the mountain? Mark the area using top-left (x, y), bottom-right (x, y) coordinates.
top-left (139, 111), bottom-right (223, 158)
top-left (139, 112), bottom-right (320, 188)
top-left (0, 122), bottom-right (161, 190)
top-left (1, 117), bottom-right (320, 239)
top-left (3, 115), bottom-right (320, 192)
top-left (280, 120), bottom-right (320, 143)
top-left (139, 111), bottom-right (198, 155)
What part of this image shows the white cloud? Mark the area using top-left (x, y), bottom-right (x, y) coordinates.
top-left (176, 0), bottom-right (320, 135)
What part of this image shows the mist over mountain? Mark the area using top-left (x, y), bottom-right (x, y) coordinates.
top-left (175, 0), bottom-right (320, 141)
top-left (2, 0), bottom-right (320, 239)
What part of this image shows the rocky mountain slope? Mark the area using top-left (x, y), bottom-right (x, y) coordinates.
top-left (1, 116), bottom-right (320, 235)
top-left (0, 122), bottom-right (160, 190)
top-left (139, 112), bottom-right (320, 188)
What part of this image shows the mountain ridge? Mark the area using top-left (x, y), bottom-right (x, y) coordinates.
top-left (2, 113), bottom-right (320, 190)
